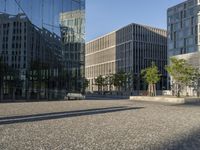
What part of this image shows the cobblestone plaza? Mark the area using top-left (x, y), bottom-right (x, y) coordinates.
top-left (0, 100), bottom-right (200, 149)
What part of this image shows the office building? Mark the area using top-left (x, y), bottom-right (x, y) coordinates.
top-left (60, 10), bottom-right (85, 93)
top-left (167, 0), bottom-right (200, 57)
top-left (86, 23), bottom-right (167, 94)
top-left (167, 0), bottom-right (200, 95)
top-left (86, 31), bottom-right (116, 92)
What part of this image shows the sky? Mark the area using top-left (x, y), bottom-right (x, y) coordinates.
top-left (85, 0), bottom-right (184, 42)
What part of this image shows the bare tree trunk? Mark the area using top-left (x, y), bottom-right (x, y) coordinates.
top-left (177, 84), bottom-right (180, 97)
top-left (150, 84), bottom-right (152, 96)
top-left (154, 84), bottom-right (156, 96)
top-left (197, 79), bottom-right (200, 97)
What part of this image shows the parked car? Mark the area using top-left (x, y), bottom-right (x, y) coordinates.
top-left (64, 93), bottom-right (85, 100)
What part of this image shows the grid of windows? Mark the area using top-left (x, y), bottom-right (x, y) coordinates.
top-left (167, 0), bottom-right (200, 56)
top-left (86, 23), bottom-right (167, 92)
top-left (0, 0), bottom-right (85, 100)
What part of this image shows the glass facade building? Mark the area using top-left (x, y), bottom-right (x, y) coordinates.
top-left (0, 0), bottom-right (85, 101)
top-left (167, 0), bottom-right (200, 57)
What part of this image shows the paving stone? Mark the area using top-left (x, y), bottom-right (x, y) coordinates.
top-left (0, 100), bottom-right (200, 149)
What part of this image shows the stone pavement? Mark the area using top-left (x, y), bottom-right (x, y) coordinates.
top-left (0, 100), bottom-right (200, 150)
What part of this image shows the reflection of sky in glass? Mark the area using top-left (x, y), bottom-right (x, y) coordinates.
top-left (0, 0), bottom-right (85, 36)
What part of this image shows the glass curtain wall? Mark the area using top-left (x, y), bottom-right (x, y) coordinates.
top-left (0, 0), bottom-right (85, 101)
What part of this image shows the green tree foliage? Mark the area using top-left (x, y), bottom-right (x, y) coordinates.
top-left (126, 72), bottom-right (134, 91)
top-left (0, 57), bottom-right (21, 100)
top-left (112, 71), bottom-right (127, 92)
top-left (30, 60), bottom-right (43, 99)
top-left (95, 75), bottom-right (105, 92)
top-left (83, 78), bottom-right (89, 91)
top-left (189, 69), bottom-right (200, 97)
top-left (166, 58), bottom-right (198, 97)
top-left (104, 74), bottom-right (114, 92)
top-left (141, 62), bottom-right (161, 96)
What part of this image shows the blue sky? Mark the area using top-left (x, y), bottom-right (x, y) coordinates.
top-left (86, 0), bottom-right (184, 42)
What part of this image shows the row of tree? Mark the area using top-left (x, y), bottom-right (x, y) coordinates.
top-left (92, 63), bottom-right (160, 96)
top-left (1, 56), bottom-right (199, 99)
top-left (94, 71), bottom-right (131, 93)
top-left (0, 58), bottom-right (73, 100)
top-left (92, 58), bottom-right (200, 97)
top-left (0, 57), bottom-right (21, 100)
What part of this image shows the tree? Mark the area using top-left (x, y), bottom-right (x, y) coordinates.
top-left (95, 75), bottom-right (105, 93)
top-left (113, 71), bottom-right (127, 93)
top-left (83, 78), bottom-right (89, 92)
top-left (0, 57), bottom-right (4, 100)
top-left (125, 72), bottom-right (134, 92)
top-left (166, 58), bottom-right (198, 97)
top-left (189, 69), bottom-right (200, 97)
top-left (104, 74), bottom-right (114, 92)
top-left (141, 62), bottom-right (161, 96)
top-left (9, 69), bottom-right (21, 100)
top-left (30, 60), bottom-right (43, 100)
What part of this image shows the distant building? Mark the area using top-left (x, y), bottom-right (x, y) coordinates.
top-left (86, 23), bottom-right (167, 94)
top-left (86, 31), bottom-right (116, 92)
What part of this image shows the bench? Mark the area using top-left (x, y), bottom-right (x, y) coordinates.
top-left (64, 93), bottom-right (85, 100)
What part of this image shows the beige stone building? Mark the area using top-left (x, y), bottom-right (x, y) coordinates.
top-left (85, 31), bottom-right (116, 92)
top-left (86, 23), bottom-right (167, 94)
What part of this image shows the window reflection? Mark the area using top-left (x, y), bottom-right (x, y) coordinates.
top-left (0, 0), bottom-right (85, 101)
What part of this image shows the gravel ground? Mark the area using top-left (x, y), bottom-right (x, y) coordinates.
top-left (0, 100), bottom-right (200, 150)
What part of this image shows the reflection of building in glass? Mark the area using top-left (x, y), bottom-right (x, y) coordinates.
top-left (0, 0), bottom-right (85, 101)
top-left (60, 10), bottom-right (85, 93)
top-left (0, 13), bottom-right (63, 99)
top-left (60, 10), bottom-right (85, 43)
top-left (86, 23), bottom-right (167, 94)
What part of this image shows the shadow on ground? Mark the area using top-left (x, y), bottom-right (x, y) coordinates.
top-left (0, 106), bottom-right (144, 125)
top-left (170, 102), bottom-right (200, 107)
top-left (86, 95), bottom-right (129, 100)
top-left (155, 128), bottom-right (200, 150)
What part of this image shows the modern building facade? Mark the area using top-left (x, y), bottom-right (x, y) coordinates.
top-left (86, 23), bottom-right (167, 94)
top-left (167, 0), bottom-right (200, 57)
top-left (86, 31), bottom-right (116, 92)
top-left (167, 0), bottom-right (200, 95)
top-left (60, 10), bottom-right (85, 93)
top-left (0, 0), bottom-right (85, 101)
top-left (0, 13), bottom-right (63, 99)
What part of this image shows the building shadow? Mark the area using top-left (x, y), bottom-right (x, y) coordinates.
top-left (0, 106), bottom-right (144, 125)
top-left (86, 95), bottom-right (129, 100)
top-left (170, 102), bottom-right (200, 107)
top-left (155, 127), bottom-right (200, 150)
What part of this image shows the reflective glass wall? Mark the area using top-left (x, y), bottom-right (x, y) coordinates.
top-left (0, 0), bottom-right (85, 101)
